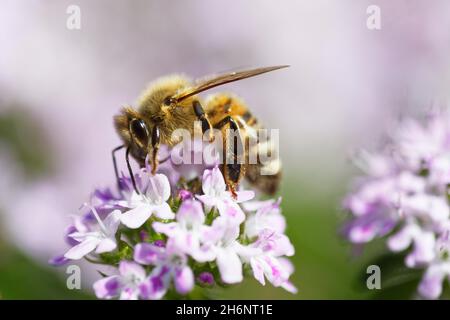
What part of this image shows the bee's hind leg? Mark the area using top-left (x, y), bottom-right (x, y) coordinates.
top-left (214, 115), bottom-right (245, 199)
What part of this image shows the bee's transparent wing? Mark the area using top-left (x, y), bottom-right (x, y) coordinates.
top-left (173, 65), bottom-right (289, 102)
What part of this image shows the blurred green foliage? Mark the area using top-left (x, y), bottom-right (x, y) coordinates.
top-left (0, 237), bottom-right (92, 299)
top-left (0, 108), bottom-right (52, 179)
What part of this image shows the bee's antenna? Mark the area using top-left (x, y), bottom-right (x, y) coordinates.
top-left (126, 147), bottom-right (140, 195)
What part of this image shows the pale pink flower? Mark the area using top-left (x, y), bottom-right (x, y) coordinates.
top-left (64, 209), bottom-right (121, 260)
top-left (120, 173), bottom-right (174, 229)
top-left (134, 240), bottom-right (194, 299)
top-left (93, 261), bottom-right (147, 300)
top-left (196, 166), bottom-right (253, 224)
top-left (241, 229), bottom-right (296, 293)
top-left (152, 199), bottom-right (207, 259)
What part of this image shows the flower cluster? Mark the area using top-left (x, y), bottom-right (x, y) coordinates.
top-left (343, 111), bottom-right (450, 299)
top-left (51, 145), bottom-right (296, 299)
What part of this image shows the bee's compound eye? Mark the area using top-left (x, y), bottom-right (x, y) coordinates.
top-left (163, 96), bottom-right (173, 106)
top-left (129, 118), bottom-right (149, 146)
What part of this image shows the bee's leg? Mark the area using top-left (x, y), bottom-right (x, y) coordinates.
top-left (214, 116), bottom-right (245, 199)
top-left (112, 145), bottom-right (125, 191)
top-left (126, 146), bottom-right (140, 194)
top-left (150, 125), bottom-right (160, 175)
top-left (193, 100), bottom-right (214, 142)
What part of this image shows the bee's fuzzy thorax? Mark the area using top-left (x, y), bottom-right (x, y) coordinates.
top-left (137, 74), bottom-right (191, 115)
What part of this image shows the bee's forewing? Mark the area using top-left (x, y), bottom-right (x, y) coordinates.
top-left (174, 65), bottom-right (289, 102)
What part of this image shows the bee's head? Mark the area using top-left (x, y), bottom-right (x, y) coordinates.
top-left (114, 106), bottom-right (150, 161)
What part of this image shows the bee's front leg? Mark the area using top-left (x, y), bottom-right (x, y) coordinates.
top-left (126, 147), bottom-right (140, 194)
top-left (150, 125), bottom-right (160, 175)
top-left (112, 145), bottom-right (125, 192)
top-left (214, 115), bottom-right (245, 199)
top-left (193, 100), bottom-right (214, 142)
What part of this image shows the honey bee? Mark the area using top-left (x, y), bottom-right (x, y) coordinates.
top-left (113, 66), bottom-right (287, 196)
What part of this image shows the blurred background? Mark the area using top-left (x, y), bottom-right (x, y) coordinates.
top-left (1, 0), bottom-right (450, 299)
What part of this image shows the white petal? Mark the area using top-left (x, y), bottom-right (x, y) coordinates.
top-left (128, 192), bottom-right (144, 207)
top-left (119, 261), bottom-right (147, 280)
top-left (281, 281), bottom-right (298, 294)
top-left (418, 264), bottom-right (447, 299)
top-left (67, 231), bottom-right (88, 243)
top-left (147, 174), bottom-right (171, 202)
top-left (196, 194), bottom-right (217, 207)
top-left (121, 205), bottom-right (152, 229)
top-left (176, 199), bottom-right (205, 226)
top-left (152, 222), bottom-right (178, 237)
top-left (234, 242), bottom-right (262, 259)
top-left (103, 210), bottom-right (122, 235)
top-left (218, 200), bottom-right (245, 225)
top-left (242, 199), bottom-right (274, 212)
top-left (211, 167), bottom-right (226, 193)
top-left (260, 255), bottom-right (289, 286)
top-left (201, 219), bottom-right (226, 245)
top-left (216, 247), bottom-right (243, 284)
top-left (202, 167), bottom-right (226, 196)
top-left (405, 231), bottom-right (436, 267)
top-left (153, 202), bottom-right (175, 220)
top-left (64, 237), bottom-right (101, 260)
top-left (278, 257), bottom-right (295, 275)
top-left (250, 258), bottom-right (266, 285)
top-left (273, 233), bottom-right (295, 257)
top-left (191, 243), bottom-right (217, 262)
top-left (234, 190), bottom-right (255, 203)
top-left (95, 238), bottom-right (117, 254)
